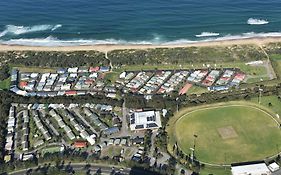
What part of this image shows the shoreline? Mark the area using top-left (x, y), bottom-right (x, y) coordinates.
top-left (0, 37), bottom-right (281, 53)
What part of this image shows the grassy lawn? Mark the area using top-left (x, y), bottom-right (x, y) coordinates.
top-left (246, 76), bottom-right (270, 83)
top-left (104, 72), bottom-right (120, 83)
top-left (199, 167), bottom-right (231, 175)
top-left (270, 54), bottom-right (281, 78)
top-left (0, 77), bottom-right (11, 90)
top-left (14, 66), bottom-right (57, 73)
top-left (100, 117), bottom-right (113, 127)
top-left (249, 95), bottom-right (281, 118)
top-left (186, 86), bottom-right (208, 95)
top-left (29, 117), bottom-right (44, 149)
top-left (118, 62), bottom-right (267, 76)
top-left (101, 146), bottom-right (122, 158)
top-left (41, 146), bottom-right (62, 155)
top-left (167, 102), bottom-right (281, 165)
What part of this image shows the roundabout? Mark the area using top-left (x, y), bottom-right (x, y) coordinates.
top-left (168, 103), bottom-right (281, 165)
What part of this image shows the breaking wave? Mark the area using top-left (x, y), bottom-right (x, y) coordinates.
top-left (195, 32), bottom-right (220, 37)
top-left (1, 31), bottom-right (281, 46)
top-left (247, 18), bottom-right (269, 25)
top-left (51, 24), bottom-right (62, 31)
top-left (0, 24), bottom-right (62, 37)
top-left (165, 32), bottom-right (281, 45)
top-left (0, 36), bottom-right (154, 46)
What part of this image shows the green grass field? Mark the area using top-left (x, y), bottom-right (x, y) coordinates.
top-left (168, 103), bottom-right (281, 165)
top-left (270, 54), bottom-right (281, 78)
top-left (0, 78), bottom-right (11, 90)
top-left (186, 86), bottom-right (208, 95)
top-left (199, 167), bottom-right (231, 175)
top-left (41, 146), bottom-right (62, 155)
top-left (14, 66), bottom-right (57, 73)
top-left (118, 62), bottom-right (267, 76)
top-left (250, 95), bottom-right (281, 118)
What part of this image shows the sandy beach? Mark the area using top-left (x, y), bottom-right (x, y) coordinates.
top-left (0, 37), bottom-right (281, 53)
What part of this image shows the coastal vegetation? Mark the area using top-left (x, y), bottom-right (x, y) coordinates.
top-left (0, 44), bottom-right (273, 85)
top-left (6, 51), bottom-right (107, 67)
top-left (108, 45), bottom-right (266, 66)
top-left (0, 51), bottom-right (108, 81)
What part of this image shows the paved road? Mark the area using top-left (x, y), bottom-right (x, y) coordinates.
top-left (244, 59), bottom-right (276, 82)
top-left (264, 59), bottom-right (277, 80)
top-left (9, 163), bottom-right (130, 175)
top-left (157, 151), bottom-right (170, 165)
top-left (272, 169), bottom-right (281, 175)
top-left (39, 110), bottom-right (60, 136)
top-left (116, 100), bottom-right (145, 138)
top-left (72, 163), bottom-right (130, 174)
top-left (72, 108), bottom-right (98, 136)
top-left (256, 45), bottom-right (276, 80)
top-left (14, 110), bottom-right (25, 150)
top-left (117, 100), bottom-right (130, 137)
top-left (149, 130), bottom-right (157, 166)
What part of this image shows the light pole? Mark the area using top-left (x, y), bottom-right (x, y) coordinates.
top-left (190, 147), bottom-right (195, 164)
top-left (190, 134), bottom-right (198, 164)
top-left (176, 97), bottom-right (179, 113)
top-left (258, 88), bottom-right (263, 104)
top-left (224, 153), bottom-right (227, 170)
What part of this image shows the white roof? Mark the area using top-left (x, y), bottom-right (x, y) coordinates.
top-left (130, 110), bottom-right (162, 131)
top-left (119, 72), bottom-right (126, 79)
top-left (86, 136), bottom-right (95, 145)
top-left (68, 67), bottom-right (78, 72)
top-left (231, 163), bottom-right (271, 175)
top-left (268, 162), bottom-right (279, 172)
top-left (135, 111), bottom-right (154, 124)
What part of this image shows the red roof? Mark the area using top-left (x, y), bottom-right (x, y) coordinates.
top-left (89, 66), bottom-right (100, 72)
top-left (179, 83), bottom-right (192, 95)
top-left (99, 73), bottom-right (105, 79)
top-left (65, 90), bottom-right (77, 95)
top-left (156, 71), bottom-right (163, 75)
top-left (234, 73), bottom-right (245, 80)
top-left (74, 141), bottom-right (87, 148)
top-left (220, 77), bottom-right (229, 81)
top-left (157, 88), bottom-right (165, 93)
top-left (85, 79), bottom-right (94, 84)
top-left (130, 88), bottom-right (138, 92)
top-left (19, 81), bottom-right (28, 87)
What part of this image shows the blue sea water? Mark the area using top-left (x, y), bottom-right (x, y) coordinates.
top-left (0, 0), bottom-right (281, 46)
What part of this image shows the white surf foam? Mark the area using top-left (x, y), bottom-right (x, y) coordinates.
top-left (195, 32), bottom-right (220, 37)
top-left (0, 24), bottom-right (62, 37)
top-left (247, 18), bottom-right (269, 25)
top-left (210, 32), bottom-right (281, 41)
top-left (1, 36), bottom-right (153, 46)
top-left (2, 31), bottom-right (281, 46)
top-left (51, 24), bottom-right (62, 31)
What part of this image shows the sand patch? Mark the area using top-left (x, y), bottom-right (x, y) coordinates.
top-left (217, 126), bottom-right (238, 139)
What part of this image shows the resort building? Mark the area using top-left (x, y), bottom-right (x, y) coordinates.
top-left (231, 162), bottom-right (271, 175)
top-left (130, 110), bottom-right (162, 131)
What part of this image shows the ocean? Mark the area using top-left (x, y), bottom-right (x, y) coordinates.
top-left (0, 0), bottom-right (281, 46)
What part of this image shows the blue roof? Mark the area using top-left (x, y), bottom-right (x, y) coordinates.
top-left (100, 66), bottom-right (110, 71)
top-left (57, 68), bottom-right (66, 73)
top-left (103, 127), bottom-right (119, 135)
top-left (209, 86), bottom-right (229, 91)
top-left (11, 69), bottom-right (18, 75)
